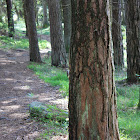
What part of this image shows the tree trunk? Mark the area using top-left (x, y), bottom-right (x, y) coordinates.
top-left (61, 0), bottom-right (71, 53)
top-left (23, 0), bottom-right (28, 36)
top-left (69, 0), bottom-right (120, 139)
top-left (112, 0), bottom-right (124, 69)
top-left (126, 0), bottom-right (140, 83)
top-left (34, 0), bottom-right (39, 25)
top-left (42, 0), bottom-right (49, 28)
top-left (24, 0), bottom-right (42, 63)
top-left (6, 0), bottom-right (14, 37)
top-left (48, 0), bottom-right (67, 67)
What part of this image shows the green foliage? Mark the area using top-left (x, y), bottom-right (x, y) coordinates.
top-left (30, 104), bottom-right (68, 140)
top-left (115, 69), bottom-right (127, 81)
top-left (38, 39), bottom-right (51, 49)
top-left (0, 36), bottom-right (29, 49)
top-left (37, 120), bottom-right (68, 140)
top-left (0, 36), bottom-right (50, 50)
top-left (0, 21), bottom-right (7, 31)
top-left (37, 27), bottom-right (50, 35)
top-left (117, 85), bottom-right (140, 139)
top-left (28, 58), bottom-right (69, 97)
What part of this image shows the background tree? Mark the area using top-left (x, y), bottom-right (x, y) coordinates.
top-left (42, 0), bottom-right (49, 28)
top-left (6, 0), bottom-right (14, 37)
top-left (61, 0), bottom-right (71, 53)
top-left (24, 0), bottom-right (42, 62)
top-left (126, 0), bottom-right (140, 83)
top-left (48, 0), bottom-right (67, 67)
top-left (23, 0), bottom-right (28, 36)
top-left (69, 0), bottom-right (120, 139)
top-left (112, 0), bottom-right (124, 69)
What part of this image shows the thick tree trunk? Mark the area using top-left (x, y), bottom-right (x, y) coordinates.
top-left (126, 0), bottom-right (140, 83)
top-left (48, 0), bottom-right (67, 67)
top-left (6, 0), bottom-right (14, 37)
top-left (42, 0), bottom-right (49, 28)
top-left (24, 0), bottom-right (42, 63)
top-left (112, 0), bottom-right (124, 69)
top-left (61, 0), bottom-right (71, 53)
top-left (69, 0), bottom-right (120, 139)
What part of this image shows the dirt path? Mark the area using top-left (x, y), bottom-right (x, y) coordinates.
top-left (0, 48), bottom-right (68, 140)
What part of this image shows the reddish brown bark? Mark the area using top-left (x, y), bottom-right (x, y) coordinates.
top-left (69, 0), bottom-right (120, 139)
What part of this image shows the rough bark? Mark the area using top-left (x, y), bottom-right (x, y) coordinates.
top-left (24, 0), bottom-right (42, 63)
top-left (6, 0), bottom-right (14, 37)
top-left (61, 0), bottom-right (71, 53)
top-left (69, 0), bottom-right (120, 139)
top-left (112, 0), bottom-right (124, 69)
top-left (48, 0), bottom-right (67, 67)
top-left (126, 0), bottom-right (140, 83)
top-left (42, 0), bottom-right (49, 28)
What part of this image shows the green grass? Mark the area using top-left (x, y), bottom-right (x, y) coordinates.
top-left (28, 58), bottom-right (69, 97)
top-left (117, 85), bottom-right (140, 140)
top-left (36, 120), bottom-right (68, 140)
top-left (0, 36), bottom-right (29, 49)
top-left (30, 104), bottom-right (68, 140)
top-left (37, 27), bottom-right (50, 35)
top-left (0, 36), bottom-right (50, 50)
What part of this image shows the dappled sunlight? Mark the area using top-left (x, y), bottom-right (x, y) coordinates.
top-left (13, 85), bottom-right (30, 90)
top-left (9, 113), bottom-right (28, 119)
top-left (51, 135), bottom-right (68, 140)
top-left (38, 96), bottom-right (54, 102)
top-left (3, 78), bottom-right (15, 81)
top-left (1, 105), bottom-right (21, 110)
top-left (1, 100), bottom-right (15, 104)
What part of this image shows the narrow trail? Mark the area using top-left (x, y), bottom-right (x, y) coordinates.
top-left (0, 48), bottom-right (68, 140)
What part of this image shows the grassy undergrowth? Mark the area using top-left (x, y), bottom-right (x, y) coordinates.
top-left (117, 85), bottom-right (140, 140)
top-left (28, 58), bottom-right (69, 97)
top-left (0, 36), bottom-right (50, 50)
top-left (29, 103), bottom-right (68, 140)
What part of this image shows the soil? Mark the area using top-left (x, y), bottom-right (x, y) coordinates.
top-left (0, 48), bottom-right (68, 140)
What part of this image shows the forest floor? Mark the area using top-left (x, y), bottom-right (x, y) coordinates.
top-left (0, 48), bottom-right (68, 140)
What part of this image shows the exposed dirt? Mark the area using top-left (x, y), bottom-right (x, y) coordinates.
top-left (0, 48), bottom-right (68, 140)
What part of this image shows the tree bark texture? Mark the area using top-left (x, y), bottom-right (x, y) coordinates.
top-left (24, 0), bottom-right (42, 63)
top-left (112, 0), bottom-right (124, 69)
top-left (6, 0), bottom-right (14, 37)
top-left (69, 0), bottom-right (120, 139)
top-left (23, 0), bottom-right (28, 36)
top-left (126, 0), bottom-right (140, 83)
top-left (48, 0), bottom-right (67, 67)
top-left (42, 0), bottom-right (49, 28)
top-left (62, 0), bottom-right (71, 53)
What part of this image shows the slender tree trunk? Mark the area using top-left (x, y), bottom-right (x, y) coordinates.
top-left (126, 0), bottom-right (140, 83)
top-left (23, 0), bottom-right (28, 36)
top-left (42, 0), bottom-right (49, 28)
top-left (34, 0), bottom-right (39, 25)
top-left (112, 0), bottom-right (124, 69)
top-left (48, 0), bottom-right (67, 67)
top-left (69, 0), bottom-right (120, 139)
top-left (6, 0), bottom-right (14, 37)
top-left (24, 0), bottom-right (42, 63)
top-left (121, 0), bottom-right (126, 25)
top-left (61, 0), bottom-right (71, 53)
top-left (14, 4), bottom-right (19, 20)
